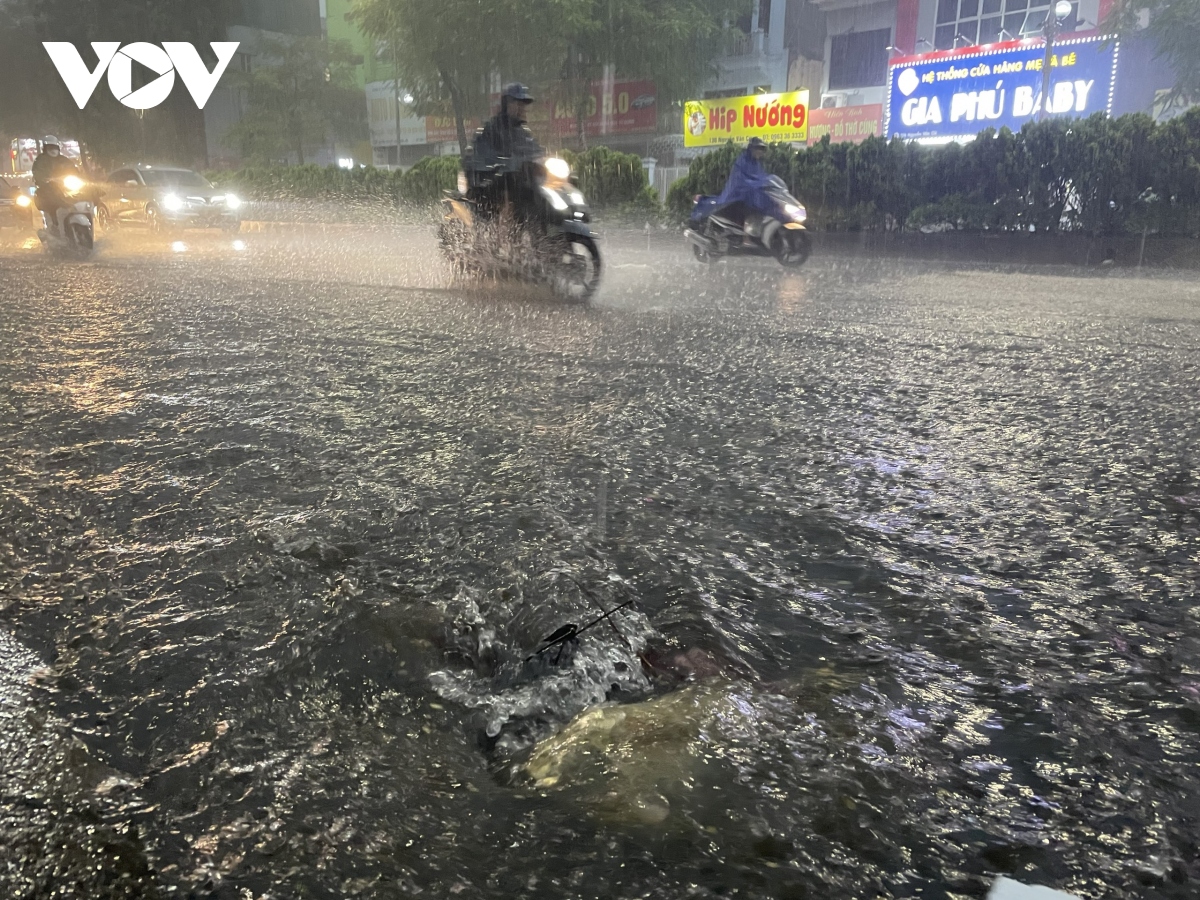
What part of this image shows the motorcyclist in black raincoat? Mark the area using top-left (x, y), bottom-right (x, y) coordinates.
top-left (467, 83), bottom-right (543, 223)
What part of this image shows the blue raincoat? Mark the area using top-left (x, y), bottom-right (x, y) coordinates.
top-left (690, 147), bottom-right (775, 225)
top-left (713, 148), bottom-right (774, 215)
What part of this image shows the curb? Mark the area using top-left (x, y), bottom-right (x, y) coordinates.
top-left (239, 221), bottom-right (387, 233)
top-left (238, 220), bottom-right (432, 234)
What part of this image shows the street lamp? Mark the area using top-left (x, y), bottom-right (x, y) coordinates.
top-left (1039, 0), bottom-right (1075, 121)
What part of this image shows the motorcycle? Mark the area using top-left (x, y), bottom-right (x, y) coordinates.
top-left (438, 155), bottom-right (602, 303)
top-left (684, 175), bottom-right (812, 268)
top-left (36, 173), bottom-right (98, 256)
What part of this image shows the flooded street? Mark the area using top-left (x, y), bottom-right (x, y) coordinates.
top-left (1, 225), bottom-right (1198, 900)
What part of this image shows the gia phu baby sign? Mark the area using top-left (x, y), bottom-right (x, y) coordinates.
top-left (886, 36), bottom-right (1118, 143)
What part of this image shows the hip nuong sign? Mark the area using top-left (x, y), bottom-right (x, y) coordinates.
top-left (683, 90), bottom-right (810, 147)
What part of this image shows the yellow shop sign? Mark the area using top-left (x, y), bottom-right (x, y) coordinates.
top-left (683, 90), bottom-right (810, 147)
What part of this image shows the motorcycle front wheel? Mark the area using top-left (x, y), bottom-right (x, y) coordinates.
top-left (439, 220), bottom-right (483, 280)
top-left (776, 230), bottom-right (811, 268)
top-left (69, 223), bottom-right (94, 255)
top-left (549, 234), bottom-right (601, 303)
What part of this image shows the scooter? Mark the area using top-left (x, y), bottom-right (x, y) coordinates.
top-left (685, 175), bottom-right (811, 267)
top-left (36, 174), bottom-right (97, 257)
top-left (439, 155), bottom-right (602, 303)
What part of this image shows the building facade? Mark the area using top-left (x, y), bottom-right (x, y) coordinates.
top-left (812, 0), bottom-right (1110, 110)
top-left (203, 0), bottom-right (341, 168)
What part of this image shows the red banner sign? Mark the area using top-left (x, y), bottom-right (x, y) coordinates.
top-left (550, 79), bottom-right (658, 137)
top-left (491, 79), bottom-right (658, 141)
top-left (807, 104), bottom-right (883, 145)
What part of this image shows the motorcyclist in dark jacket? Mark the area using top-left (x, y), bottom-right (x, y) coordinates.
top-left (468, 83), bottom-right (542, 221)
top-left (31, 136), bottom-right (80, 230)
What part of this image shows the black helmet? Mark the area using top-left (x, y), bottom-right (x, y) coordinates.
top-left (747, 137), bottom-right (767, 150)
top-left (502, 83), bottom-right (534, 104)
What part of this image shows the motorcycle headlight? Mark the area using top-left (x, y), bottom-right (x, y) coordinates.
top-left (63, 175), bottom-right (85, 194)
top-left (544, 157), bottom-right (570, 180)
top-left (541, 185), bottom-right (569, 211)
top-left (568, 190), bottom-right (585, 207)
top-left (163, 194), bottom-right (184, 211)
top-left (224, 194), bottom-right (242, 210)
top-left (784, 203), bottom-right (807, 223)
top-left (16, 194), bottom-right (31, 208)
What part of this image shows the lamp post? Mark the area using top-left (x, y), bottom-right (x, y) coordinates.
top-left (1038, 0), bottom-right (1075, 121)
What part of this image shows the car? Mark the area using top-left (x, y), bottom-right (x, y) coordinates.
top-left (631, 94), bottom-right (656, 110)
top-left (0, 174), bottom-right (36, 229)
top-left (100, 164), bottom-right (242, 233)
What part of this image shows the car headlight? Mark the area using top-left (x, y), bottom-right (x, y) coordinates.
top-left (541, 185), bottom-right (569, 211)
top-left (784, 203), bottom-right (807, 223)
top-left (224, 194), bottom-right (242, 210)
top-left (163, 194), bottom-right (184, 211)
top-left (16, 194), bottom-right (31, 208)
top-left (544, 157), bottom-right (570, 180)
top-left (63, 175), bottom-right (85, 194)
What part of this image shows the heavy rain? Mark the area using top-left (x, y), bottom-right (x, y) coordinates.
top-left (2, 1), bottom-right (1200, 899)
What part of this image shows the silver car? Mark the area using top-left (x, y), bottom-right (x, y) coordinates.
top-left (100, 164), bottom-right (242, 233)
top-left (0, 174), bottom-right (36, 229)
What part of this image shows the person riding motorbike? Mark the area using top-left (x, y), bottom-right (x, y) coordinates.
top-left (713, 137), bottom-right (773, 244)
top-left (467, 83), bottom-right (543, 226)
top-left (31, 136), bottom-right (81, 231)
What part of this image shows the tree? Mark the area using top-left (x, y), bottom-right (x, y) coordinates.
top-left (551, 0), bottom-right (749, 147)
top-left (224, 36), bottom-right (364, 165)
top-left (1107, 0), bottom-right (1200, 107)
top-left (349, 0), bottom-right (748, 152)
top-left (348, 0), bottom-right (549, 152)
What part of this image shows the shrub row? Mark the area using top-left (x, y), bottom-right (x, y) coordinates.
top-left (207, 156), bottom-right (460, 205)
top-left (667, 109), bottom-right (1200, 236)
top-left (207, 146), bottom-right (662, 214)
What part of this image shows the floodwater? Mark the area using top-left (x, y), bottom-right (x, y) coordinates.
top-left (1, 224), bottom-right (1198, 900)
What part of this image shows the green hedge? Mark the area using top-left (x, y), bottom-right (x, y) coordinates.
top-left (207, 157), bottom-right (459, 205)
top-left (561, 146), bottom-right (652, 209)
top-left (206, 149), bottom-right (665, 216)
top-left (667, 108), bottom-right (1200, 237)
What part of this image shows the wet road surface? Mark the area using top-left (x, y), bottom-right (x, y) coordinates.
top-left (1, 225), bottom-right (1199, 899)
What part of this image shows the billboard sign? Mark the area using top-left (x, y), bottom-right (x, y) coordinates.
top-left (366, 82), bottom-right (477, 147)
top-left (488, 79), bottom-right (657, 141)
top-left (682, 90), bottom-right (810, 147)
top-left (885, 36), bottom-right (1118, 143)
top-left (807, 104), bottom-right (883, 145)
top-left (548, 79), bottom-right (658, 137)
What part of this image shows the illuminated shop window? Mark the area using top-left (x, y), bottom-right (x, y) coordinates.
top-left (933, 0), bottom-right (1077, 49)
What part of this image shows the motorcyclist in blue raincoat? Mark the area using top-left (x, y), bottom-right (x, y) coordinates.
top-left (713, 137), bottom-right (773, 243)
